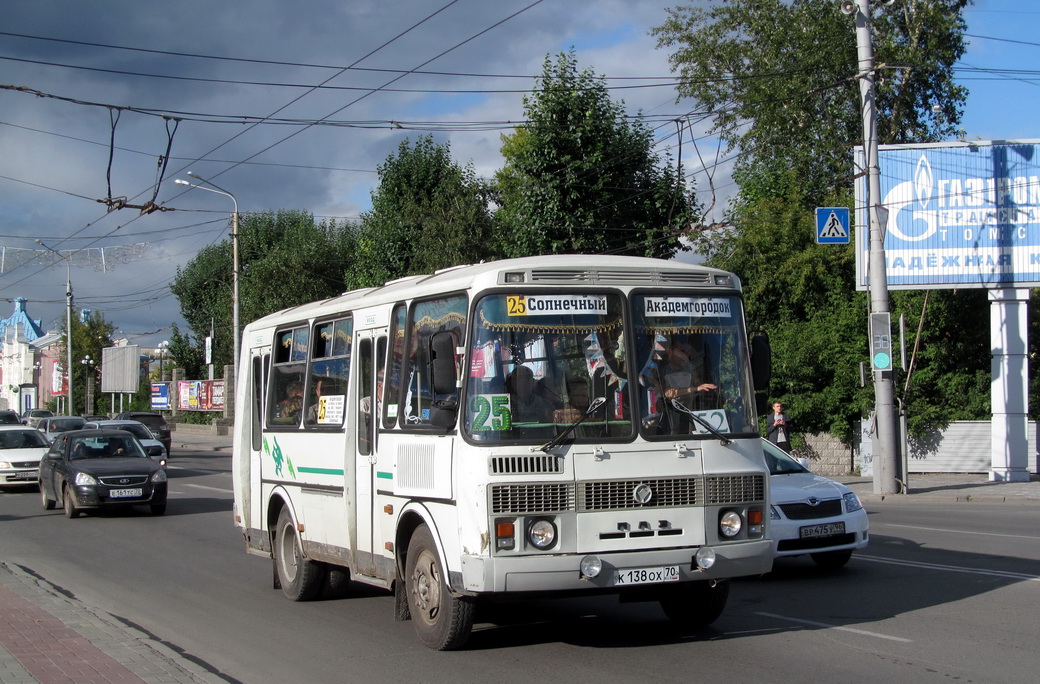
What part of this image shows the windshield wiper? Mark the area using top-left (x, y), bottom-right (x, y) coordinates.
top-left (669, 398), bottom-right (731, 446)
top-left (534, 397), bottom-right (606, 453)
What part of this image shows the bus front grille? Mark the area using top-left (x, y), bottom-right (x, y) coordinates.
top-left (578, 477), bottom-right (702, 511)
top-left (490, 483), bottom-right (575, 514)
top-left (489, 454), bottom-right (565, 475)
top-left (704, 474), bottom-right (765, 504)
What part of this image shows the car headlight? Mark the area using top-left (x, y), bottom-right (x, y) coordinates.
top-left (843, 491), bottom-right (863, 513)
top-left (74, 472), bottom-right (97, 486)
top-left (151, 469), bottom-right (167, 483)
top-left (769, 505), bottom-right (781, 520)
top-left (527, 518), bottom-right (557, 549)
top-left (719, 510), bottom-right (743, 538)
top-left (0, 460), bottom-right (11, 469)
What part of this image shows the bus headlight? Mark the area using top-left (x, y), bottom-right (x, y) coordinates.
top-left (527, 518), bottom-right (557, 550)
top-left (695, 547), bottom-right (716, 569)
top-left (719, 510), bottom-right (742, 538)
top-left (580, 555), bottom-right (602, 579)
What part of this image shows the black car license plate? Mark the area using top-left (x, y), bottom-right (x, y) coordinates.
top-left (800, 522), bottom-right (845, 538)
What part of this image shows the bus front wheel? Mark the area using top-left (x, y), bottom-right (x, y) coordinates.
top-left (660, 579), bottom-right (730, 629)
top-left (405, 525), bottom-right (474, 650)
top-left (274, 508), bottom-right (323, 601)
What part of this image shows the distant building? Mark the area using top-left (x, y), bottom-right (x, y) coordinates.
top-left (0, 298), bottom-right (62, 413)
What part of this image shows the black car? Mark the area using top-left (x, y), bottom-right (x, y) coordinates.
top-left (0, 410), bottom-right (22, 425)
top-left (114, 412), bottom-right (172, 456)
top-left (38, 429), bottom-right (168, 518)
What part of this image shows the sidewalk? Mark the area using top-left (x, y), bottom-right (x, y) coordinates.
top-left (0, 563), bottom-right (225, 684)
top-left (839, 472), bottom-right (1040, 503)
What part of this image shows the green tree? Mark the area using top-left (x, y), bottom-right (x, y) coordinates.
top-left (347, 135), bottom-right (498, 289)
top-left (59, 310), bottom-right (116, 416)
top-left (171, 210), bottom-right (356, 369)
top-left (653, 1), bottom-right (986, 444)
top-left (653, 0), bottom-right (969, 203)
top-left (495, 50), bottom-right (696, 259)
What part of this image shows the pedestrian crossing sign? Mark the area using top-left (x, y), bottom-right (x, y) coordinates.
top-left (815, 207), bottom-right (850, 244)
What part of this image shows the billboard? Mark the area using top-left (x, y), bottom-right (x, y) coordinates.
top-left (101, 345), bottom-right (141, 393)
top-left (856, 140), bottom-right (1040, 290)
top-left (177, 379), bottom-right (225, 411)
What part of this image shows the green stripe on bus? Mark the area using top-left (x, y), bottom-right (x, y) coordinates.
top-left (297, 467), bottom-right (345, 475)
top-left (377, 471), bottom-right (393, 480)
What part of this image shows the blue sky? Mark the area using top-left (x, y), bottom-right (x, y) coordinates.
top-left (0, 0), bottom-right (1035, 351)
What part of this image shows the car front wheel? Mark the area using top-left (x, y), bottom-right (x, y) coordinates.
top-left (62, 485), bottom-right (79, 519)
top-left (40, 483), bottom-right (55, 510)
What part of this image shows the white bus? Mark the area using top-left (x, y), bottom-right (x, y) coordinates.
top-left (232, 254), bottom-right (773, 650)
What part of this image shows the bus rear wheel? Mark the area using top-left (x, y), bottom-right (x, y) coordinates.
top-left (274, 508), bottom-right (323, 601)
top-left (660, 579), bottom-right (730, 629)
top-left (405, 525), bottom-right (474, 650)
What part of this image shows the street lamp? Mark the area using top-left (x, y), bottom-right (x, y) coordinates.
top-left (155, 340), bottom-right (170, 382)
top-left (36, 240), bottom-right (74, 416)
top-left (174, 173), bottom-right (240, 369)
top-left (81, 354), bottom-right (96, 416)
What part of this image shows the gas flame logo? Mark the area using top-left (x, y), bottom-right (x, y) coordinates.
top-left (914, 155), bottom-right (934, 209)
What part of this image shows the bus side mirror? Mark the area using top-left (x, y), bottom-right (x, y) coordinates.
top-left (429, 331), bottom-right (459, 428)
top-left (750, 331), bottom-right (771, 415)
top-left (430, 332), bottom-right (458, 394)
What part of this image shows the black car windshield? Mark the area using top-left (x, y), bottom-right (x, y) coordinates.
top-left (69, 436), bottom-right (147, 460)
top-left (49, 418), bottom-right (85, 432)
top-left (0, 430), bottom-right (49, 449)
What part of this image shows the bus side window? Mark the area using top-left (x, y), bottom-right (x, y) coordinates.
top-left (269, 326), bottom-right (308, 427)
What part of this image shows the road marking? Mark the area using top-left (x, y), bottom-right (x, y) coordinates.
top-left (180, 483), bottom-right (233, 494)
top-left (754, 612), bottom-right (912, 642)
top-left (879, 523), bottom-right (1040, 542)
top-left (856, 554), bottom-right (1040, 582)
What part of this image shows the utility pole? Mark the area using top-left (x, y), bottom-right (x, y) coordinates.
top-left (846, 0), bottom-right (901, 494)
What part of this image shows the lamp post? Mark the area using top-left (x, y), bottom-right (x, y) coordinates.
top-left (174, 174), bottom-right (240, 369)
top-left (36, 240), bottom-right (74, 416)
top-left (81, 354), bottom-right (96, 416)
top-left (155, 340), bottom-right (170, 382)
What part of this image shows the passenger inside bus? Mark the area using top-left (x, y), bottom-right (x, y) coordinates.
top-left (505, 365), bottom-right (552, 424)
top-left (277, 381), bottom-right (304, 422)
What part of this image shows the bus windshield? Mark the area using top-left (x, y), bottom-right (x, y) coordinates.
top-left (631, 292), bottom-right (757, 438)
top-left (465, 292), bottom-right (631, 442)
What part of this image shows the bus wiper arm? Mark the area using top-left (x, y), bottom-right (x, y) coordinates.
top-left (535, 397), bottom-right (606, 453)
top-left (669, 398), bottom-right (731, 446)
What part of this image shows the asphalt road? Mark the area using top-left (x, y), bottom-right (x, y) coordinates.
top-left (2, 447), bottom-right (1038, 683)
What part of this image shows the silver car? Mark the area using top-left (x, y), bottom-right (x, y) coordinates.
top-left (37, 416), bottom-right (87, 444)
top-left (0, 426), bottom-right (50, 487)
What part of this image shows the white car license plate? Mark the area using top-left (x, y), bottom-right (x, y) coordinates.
top-left (800, 522), bottom-right (846, 539)
top-left (13, 471), bottom-right (38, 480)
top-left (110, 488), bottom-right (143, 498)
top-left (613, 565), bottom-right (681, 586)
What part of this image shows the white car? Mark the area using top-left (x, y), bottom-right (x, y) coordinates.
top-left (83, 420), bottom-right (168, 468)
top-left (764, 438), bottom-right (869, 569)
top-left (0, 425), bottom-right (50, 487)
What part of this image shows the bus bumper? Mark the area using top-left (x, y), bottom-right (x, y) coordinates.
top-left (459, 540), bottom-right (772, 594)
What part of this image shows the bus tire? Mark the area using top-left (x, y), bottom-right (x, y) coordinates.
top-left (810, 549), bottom-right (852, 570)
top-left (274, 508), bottom-right (323, 601)
top-left (405, 525), bottom-right (474, 650)
top-left (660, 579), bottom-right (730, 629)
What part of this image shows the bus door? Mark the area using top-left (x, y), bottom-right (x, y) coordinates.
top-left (246, 346), bottom-right (269, 539)
top-left (354, 332), bottom-right (387, 577)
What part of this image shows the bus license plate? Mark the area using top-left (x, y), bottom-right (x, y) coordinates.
top-left (800, 522), bottom-right (845, 539)
top-left (613, 565), bottom-right (681, 586)
top-left (110, 488), bottom-right (143, 498)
